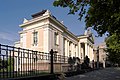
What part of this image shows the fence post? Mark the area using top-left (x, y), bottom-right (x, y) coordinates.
top-left (50, 49), bottom-right (54, 74)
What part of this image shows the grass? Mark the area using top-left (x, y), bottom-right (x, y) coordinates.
top-left (0, 70), bottom-right (50, 79)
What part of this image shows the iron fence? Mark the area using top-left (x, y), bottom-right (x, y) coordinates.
top-left (0, 44), bottom-right (68, 79)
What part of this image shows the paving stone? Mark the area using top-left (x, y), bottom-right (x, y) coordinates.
top-left (66, 67), bottom-right (120, 80)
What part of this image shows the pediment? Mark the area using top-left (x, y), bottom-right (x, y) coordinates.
top-left (88, 34), bottom-right (94, 44)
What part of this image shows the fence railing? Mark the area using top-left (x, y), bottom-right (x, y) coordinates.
top-left (0, 44), bottom-right (68, 79)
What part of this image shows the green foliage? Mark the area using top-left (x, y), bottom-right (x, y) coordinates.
top-left (68, 57), bottom-right (80, 65)
top-left (0, 57), bottom-right (14, 72)
top-left (68, 57), bottom-right (81, 71)
top-left (106, 34), bottom-right (120, 64)
top-left (81, 56), bottom-right (90, 69)
top-left (53, 0), bottom-right (120, 36)
top-left (7, 57), bottom-right (14, 71)
top-left (84, 56), bottom-right (90, 64)
top-left (86, 0), bottom-right (120, 36)
top-left (0, 58), bottom-right (2, 70)
top-left (53, 0), bottom-right (120, 65)
top-left (53, 0), bottom-right (89, 20)
top-left (68, 57), bottom-right (74, 65)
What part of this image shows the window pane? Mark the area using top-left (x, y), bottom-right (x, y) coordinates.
top-left (33, 31), bottom-right (38, 46)
top-left (54, 32), bottom-right (59, 45)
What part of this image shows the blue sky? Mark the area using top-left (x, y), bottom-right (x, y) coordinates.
top-left (0, 0), bottom-right (105, 46)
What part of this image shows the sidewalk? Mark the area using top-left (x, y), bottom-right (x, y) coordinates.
top-left (66, 67), bottom-right (120, 80)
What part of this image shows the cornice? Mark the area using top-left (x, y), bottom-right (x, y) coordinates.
top-left (19, 14), bottom-right (50, 27)
top-left (49, 16), bottom-right (78, 41)
top-left (19, 11), bottom-right (79, 41)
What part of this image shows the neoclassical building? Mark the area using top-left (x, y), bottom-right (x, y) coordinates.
top-left (15, 10), bottom-right (94, 62)
top-left (94, 42), bottom-right (107, 68)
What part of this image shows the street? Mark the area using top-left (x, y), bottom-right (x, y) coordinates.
top-left (66, 67), bottom-right (120, 80)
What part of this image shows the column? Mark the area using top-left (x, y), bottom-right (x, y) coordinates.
top-left (89, 45), bottom-right (91, 57)
top-left (49, 28), bottom-right (53, 51)
top-left (75, 45), bottom-right (78, 57)
top-left (67, 41), bottom-right (69, 57)
top-left (87, 44), bottom-right (89, 58)
top-left (77, 45), bottom-right (79, 57)
top-left (79, 43), bottom-right (81, 59)
top-left (43, 27), bottom-right (49, 53)
top-left (71, 43), bottom-right (72, 57)
top-left (65, 39), bottom-right (67, 56)
top-left (70, 42), bottom-right (72, 57)
top-left (85, 43), bottom-right (88, 57)
top-left (69, 42), bottom-right (71, 57)
top-left (72, 43), bottom-right (74, 57)
top-left (89, 45), bottom-right (91, 59)
top-left (91, 46), bottom-right (93, 60)
top-left (89, 45), bottom-right (92, 61)
top-left (60, 34), bottom-right (63, 55)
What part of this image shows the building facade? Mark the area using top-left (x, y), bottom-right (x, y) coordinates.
top-left (93, 42), bottom-right (107, 68)
top-left (15, 10), bottom-right (94, 63)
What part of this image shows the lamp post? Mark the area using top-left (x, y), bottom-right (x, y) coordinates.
top-left (97, 46), bottom-right (99, 69)
top-left (50, 49), bottom-right (58, 74)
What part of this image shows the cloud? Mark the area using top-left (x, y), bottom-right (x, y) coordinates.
top-left (0, 32), bottom-right (19, 45)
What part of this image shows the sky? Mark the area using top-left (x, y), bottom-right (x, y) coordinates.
top-left (0, 0), bottom-right (105, 46)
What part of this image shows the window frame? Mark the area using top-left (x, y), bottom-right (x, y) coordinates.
top-left (32, 31), bottom-right (38, 46)
top-left (54, 32), bottom-right (59, 46)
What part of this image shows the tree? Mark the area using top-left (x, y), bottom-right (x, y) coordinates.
top-left (53, 0), bottom-right (120, 36)
top-left (84, 56), bottom-right (90, 65)
top-left (68, 57), bottom-right (74, 71)
top-left (68, 57), bottom-right (80, 71)
top-left (53, 0), bottom-right (120, 64)
top-left (106, 34), bottom-right (120, 65)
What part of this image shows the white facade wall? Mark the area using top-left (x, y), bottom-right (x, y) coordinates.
top-left (78, 36), bottom-right (94, 61)
top-left (43, 26), bottom-right (49, 52)
top-left (15, 10), bottom-right (94, 64)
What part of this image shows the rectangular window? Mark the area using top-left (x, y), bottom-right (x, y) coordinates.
top-left (33, 31), bottom-right (38, 46)
top-left (54, 32), bottom-right (59, 46)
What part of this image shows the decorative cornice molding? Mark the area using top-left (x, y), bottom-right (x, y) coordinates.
top-left (19, 14), bottom-right (50, 27)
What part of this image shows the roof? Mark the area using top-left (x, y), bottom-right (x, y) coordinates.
top-left (31, 10), bottom-right (47, 18)
top-left (76, 34), bottom-right (85, 37)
